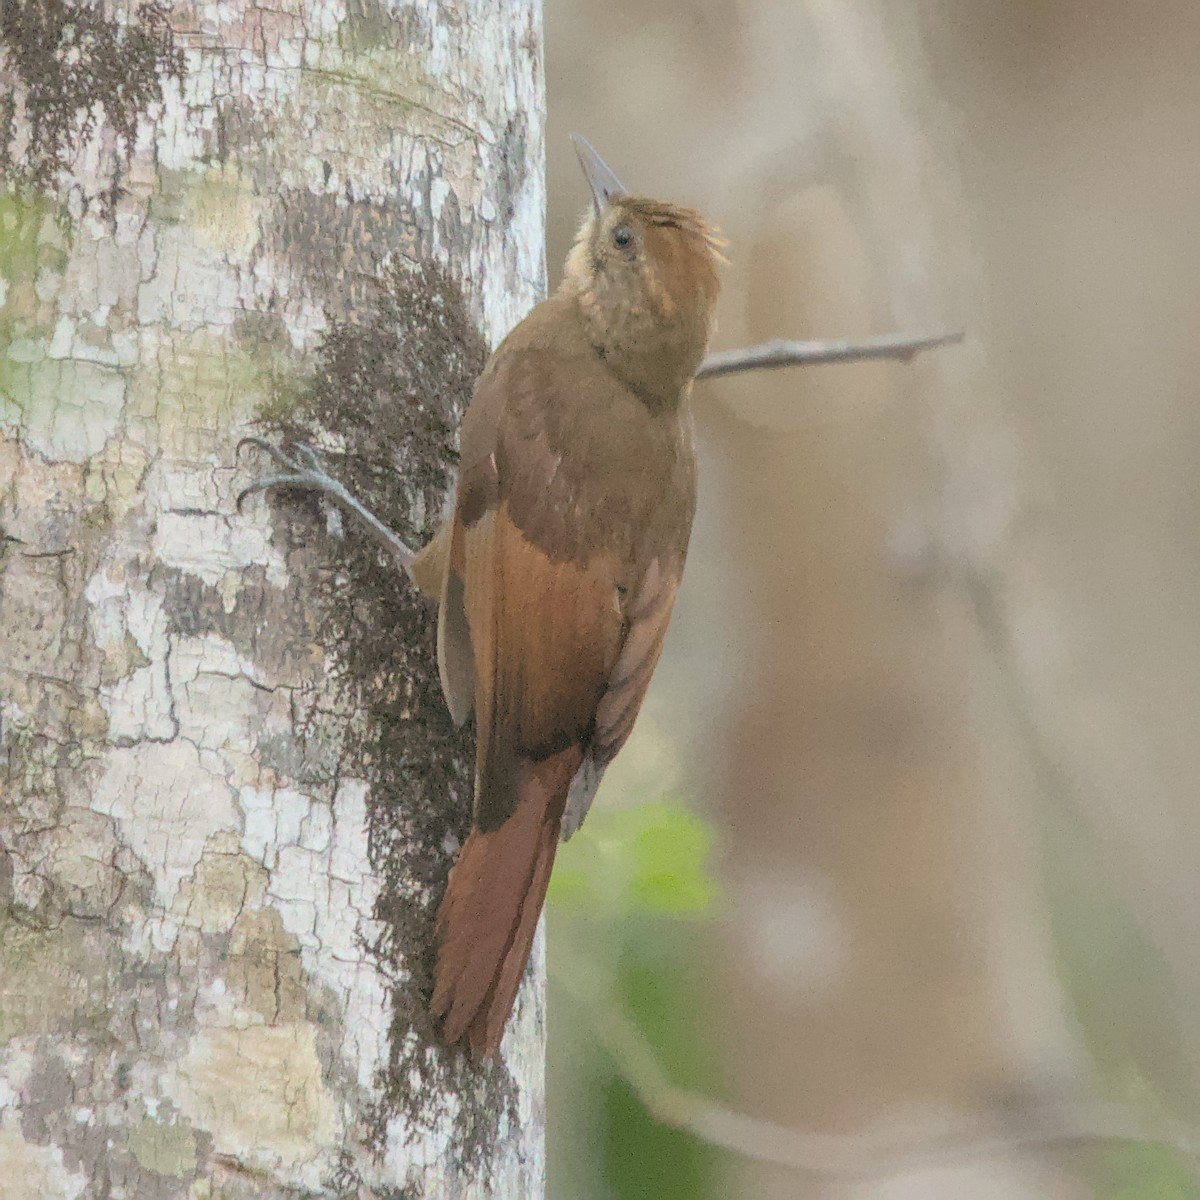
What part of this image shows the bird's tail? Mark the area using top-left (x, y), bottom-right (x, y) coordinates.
top-left (430, 745), bottom-right (581, 1058)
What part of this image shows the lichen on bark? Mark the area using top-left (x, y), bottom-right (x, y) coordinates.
top-left (0, 0), bottom-right (184, 205)
top-left (250, 258), bottom-right (529, 1168)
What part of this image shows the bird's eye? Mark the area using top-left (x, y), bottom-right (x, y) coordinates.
top-left (612, 224), bottom-right (634, 249)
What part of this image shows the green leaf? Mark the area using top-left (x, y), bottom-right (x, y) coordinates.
top-left (1102, 1141), bottom-right (1200, 1200)
top-left (548, 797), bottom-right (716, 917)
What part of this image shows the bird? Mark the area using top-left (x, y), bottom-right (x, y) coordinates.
top-left (240, 136), bottom-right (723, 1058)
top-left (423, 137), bottom-right (723, 1057)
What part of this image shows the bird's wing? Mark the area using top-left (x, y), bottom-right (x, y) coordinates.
top-left (438, 351), bottom-right (626, 831)
top-left (460, 500), bottom-right (624, 831)
top-left (592, 555), bottom-right (680, 761)
top-left (560, 556), bottom-right (682, 838)
top-left (434, 349), bottom-right (507, 728)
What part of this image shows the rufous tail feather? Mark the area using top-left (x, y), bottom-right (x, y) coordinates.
top-left (431, 745), bottom-right (582, 1058)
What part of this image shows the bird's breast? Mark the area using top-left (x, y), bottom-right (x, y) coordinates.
top-left (502, 393), bottom-right (696, 576)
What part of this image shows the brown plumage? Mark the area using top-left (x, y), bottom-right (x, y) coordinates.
top-left (416, 138), bottom-right (723, 1058)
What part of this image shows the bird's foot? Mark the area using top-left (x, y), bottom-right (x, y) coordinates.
top-left (236, 436), bottom-right (416, 574)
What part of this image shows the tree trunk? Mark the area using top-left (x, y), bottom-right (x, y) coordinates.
top-left (0, 2), bottom-right (545, 1196)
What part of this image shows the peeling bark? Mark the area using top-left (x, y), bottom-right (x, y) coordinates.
top-left (0, 2), bottom-right (546, 1197)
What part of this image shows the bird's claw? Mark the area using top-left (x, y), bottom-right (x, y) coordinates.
top-left (235, 434), bottom-right (418, 572)
top-left (236, 472), bottom-right (317, 513)
top-left (235, 437), bottom-right (338, 514)
top-left (236, 435), bottom-right (300, 471)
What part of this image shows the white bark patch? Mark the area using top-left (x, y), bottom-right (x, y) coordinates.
top-left (0, 1116), bottom-right (87, 1200)
top-left (153, 511), bottom-right (288, 596)
top-left (170, 632), bottom-right (281, 786)
top-left (92, 740), bottom-right (240, 915)
top-left (241, 779), bottom-right (392, 1096)
top-left (136, 223), bottom-right (243, 332)
top-left (20, 360), bottom-right (127, 463)
top-left (94, 579), bottom-right (176, 744)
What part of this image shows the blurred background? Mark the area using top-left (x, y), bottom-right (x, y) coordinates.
top-left (541, 2), bottom-right (1200, 1197)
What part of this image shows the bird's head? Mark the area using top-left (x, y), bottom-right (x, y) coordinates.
top-left (562, 135), bottom-right (724, 408)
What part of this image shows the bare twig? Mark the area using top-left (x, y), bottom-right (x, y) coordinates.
top-left (696, 330), bottom-right (964, 380)
top-left (553, 949), bottom-right (1200, 1181)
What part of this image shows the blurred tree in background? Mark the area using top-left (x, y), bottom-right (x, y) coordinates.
top-left (544, 2), bottom-right (1200, 1198)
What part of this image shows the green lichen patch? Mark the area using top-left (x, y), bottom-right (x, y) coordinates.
top-left (0, 0), bottom-right (184, 205)
top-left (127, 1114), bottom-right (198, 1179)
top-left (0, 192), bottom-right (69, 404)
top-left (0, 191), bottom-right (58, 284)
top-left (252, 259), bottom-right (520, 1178)
top-left (338, 0), bottom-right (427, 58)
top-left (0, 915), bottom-right (109, 1042)
top-left (185, 166), bottom-right (263, 259)
top-left (125, 331), bottom-right (268, 460)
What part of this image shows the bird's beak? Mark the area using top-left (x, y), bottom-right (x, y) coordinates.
top-left (571, 134), bottom-right (627, 216)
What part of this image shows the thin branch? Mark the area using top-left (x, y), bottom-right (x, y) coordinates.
top-left (696, 329), bottom-right (964, 380)
top-left (958, 561), bottom-right (1200, 1106)
top-left (553, 950), bottom-right (1200, 1181)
